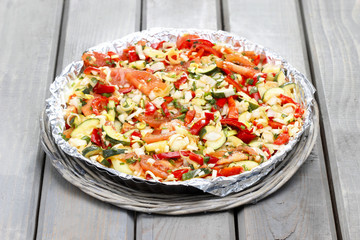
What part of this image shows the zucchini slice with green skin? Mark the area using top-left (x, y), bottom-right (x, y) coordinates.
top-left (262, 87), bottom-right (285, 103)
top-left (195, 64), bottom-right (218, 74)
top-left (211, 88), bottom-right (236, 98)
top-left (103, 148), bottom-right (127, 159)
top-left (280, 82), bottom-right (296, 94)
top-left (205, 132), bottom-right (227, 150)
top-left (229, 160), bottom-right (259, 171)
top-left (275, 71), bottom-right (286, 86)
top-left (82, 146), bottom-right (102, 158)
top-left (247, 100), bottom-right (259, 112)
top-left (70, 118), bottom-right (100, 138)
top-left (103, 125), bottom-right (130, 145)
top-left (100, 159), bottom-right (111, 167)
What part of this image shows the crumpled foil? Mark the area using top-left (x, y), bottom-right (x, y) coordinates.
top-left (45, 28), bottom-right (316, 197)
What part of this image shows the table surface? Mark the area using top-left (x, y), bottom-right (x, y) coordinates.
top-left (1, 0), bottom-right (359, 239)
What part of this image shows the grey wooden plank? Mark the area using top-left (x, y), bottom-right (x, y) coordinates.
top-left (225, 0), bottom-right (337, 239)
top-left (144, 0), bottom-right (218, 30)
top-left (302, 0), bottom-right (360, 239)
top-left (0, 0), bottom-right (63, 239)
top-left (36, 0), bottom-right (139, 239)
top-left (136, 1), bottom-right (235, 240)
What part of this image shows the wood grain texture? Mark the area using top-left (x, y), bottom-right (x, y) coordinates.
top-left (136, 1), bottom-right (235, 240)
top-left (36, 0), bottom-right (139, 239)
top-left (144, 0), bottom-right (218, 30)
top-left (225, 0), bottom-right (336, 238)
top-left (302, 0), bottom-right (360, 239)
top-left (0, 0), bottom-right (63, 239)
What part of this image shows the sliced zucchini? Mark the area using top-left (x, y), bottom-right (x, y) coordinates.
top-left (229, 160), bottom-right (259, 171)
top-left (262, 87), bottom-right (285, 103)
top-left (129, 60), bottom-right (146, 70)
top-left (103, 125), bottom-right (130, 145)
top-left (212, 88), bottom-right (236, 98)
top-left (275, 71), bottom-right (286, 86)
top-left (103, 148), bottom-right (127, 159)
top-left (195, 64), bottom-right (217, 74)
top-left (280, 82), bottom-right (296, 95)
top-left (70, 118), bottom-right (100, 138)
top-left (227, 136), bottom-right (244, 147)
top-left (247, 100), bottom-right (259, 112)
top-left (248, 141), bottom-right (263, 148)
top-left (112, 159), bottom-right (134, 175)
top-left (82, 146), bottom-right (102, 158)
top-left (107, 100), bottom-right (116, 122)
top-left (224, 129), bottom-right (237, 137)
top-left (205, 131), bottom-right (226, 150)
top-left (100, 159), bottom-right (111, 167)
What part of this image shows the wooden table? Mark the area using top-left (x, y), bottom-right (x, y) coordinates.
top-left (1, 0), bottom-right (358, 239)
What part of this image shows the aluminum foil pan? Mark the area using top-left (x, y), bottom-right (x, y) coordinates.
top-left (45, 28), bottom-right (316, 197)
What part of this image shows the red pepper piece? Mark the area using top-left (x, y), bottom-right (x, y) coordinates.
top-left (216, 98), bottom-right (227, 108)
top-left (227, 96), bottom-right (239, 119)
top-left (250, 92), bottom-right (261, 102)
top-left (91, 96), bottom-right (108, 115)
top-left (279, 94), bottom-right (297, 105)
top-left (262, 145), bottom-right (271, 156)
top-left (189, 152), bottom-right (204, 165)
top-left (151, 40), bottom-right (166, 50)
top-left (190, 118), bottom-right (209, 135)
top-left (153, 151), bottom-right (191, 160)
top-left (176, 34), bottom-right (200, 49)
top-left (107, 51), bottom-right (120, 62)
top-left (193, 44), bottom-right (222, 58)
top-left (93, 82), bottom-right (116, 94)
top-left (145, 102), bottom-right (157, 116)
top-left (118, 86), bottom-right (134, 94)
top-left (172, 169), bottom-right (190, 179)
top-left (205, 155), bottom-right (219, 164)
top-left (274, 132), bottom-right (290, 145)
top-left (160, 96), bottom-right (173, 118)
top-left (236, 131), bottom-right (257, 144)
top-left (174, 74), bottom-right (188, 89)
top-left (268, 120), bottom-right (284, 129)
top-left (185, 110), bottom-right (196, 125)
top-left (220, 118), bottom-right (248, 131)
top-left (215, 166), bottom-right (244, 177)
top-left (128, 50), bottom-right (139, 63)
top-left (205, 112), bottom-right (214, 121)
top-left (84, 67), bottom-right (100, 75)
top-left (91, 129), bottom-right (103, 147)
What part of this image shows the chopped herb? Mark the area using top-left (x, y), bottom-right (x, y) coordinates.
top-left (246, 78), bottom-right (254, 85)
top-left (168, 159), bottom-right (176, 166)
top-left (175, 114), bottom-right (186, 121)
top-left (102, 93), bottom-right (112, 98)
top-left (190, 164), bottom-right (195, 170)
top-left (180, 106), bottom-right (188, 113)
top-left (254, 66), bottom-right (259, 70)
top-left (69, 117), bottom-right (75, 127)
top-left (91, 77), bottom-right (98, 83)
top-left (180, 61), bottom-right (185, 65)
top-left (160, 108), bottom-right (166, 116)
top-left (242, 165), bottom-right (249, 171)
top-left (207, 98), bottom-right (216, 105)
top-left (120, 162), bottom-right (125, 165)
top-left (147, 78), bottom-right (152, 82)
top-left (281, 114), bottom-right (288, 118)
top-left (274, 133), bottom-right (279, 139)
top-left (203, 156), bottom-right (210, 164)
top-left (240, 125), bottom-right (246, 130)
top-left (61, 133), bottom-right (69, 141)
top-left (241, 52), bottom-right (246, 56)
top-left (86, 56), bottom-right (91, 60)
top-left (257, 75), bottom-right (261, 81)
top-left (231, 74), bottom-right (235, 80)
top-left (173, 100), bottom-right (181, 109)
top-left (228, 151), bottom-right (233, 155)
top-left (80, 99), bottom-right (87, 106)
top-left (192, 81), bottom-right (196, 91)
top-left (186, 39), bottom-right (191, 42)
top-left (126, 158), bottom-right (137, 164)
top-left (249, 87), bottom-right (258, 95)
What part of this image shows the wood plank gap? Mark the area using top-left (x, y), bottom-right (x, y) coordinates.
top-left (140, 0), bottom-right (146, 30)
top-left (216, 0), bottom-right (224, 30)
top-left (33, 1), bottom-right (66, 239)
top-left (297, 0), bottom-right (342, 239)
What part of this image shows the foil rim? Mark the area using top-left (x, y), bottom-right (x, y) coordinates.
top-left (45, 28), bottom-right (315, 196)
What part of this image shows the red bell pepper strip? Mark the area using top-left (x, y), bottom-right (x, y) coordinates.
top-left (193, 44), bottom-right (222, 58)
top-left (215, 166), bottom-right (244, 177)
top-left (216, 98), bottom-right (227, 108)
top-left (236, 131), bottom-right (257, 144)
top-left (205, 112), bottom-right (214, 121)
top-left (153, 150), bottom-right (191, 160)
top-left (151, 40), bottom-right (166, 50)
top-left (189, 113), bottom-right (214, 135)
top-left (220, 118), bottom-right (248, 131)
top-left (160, 96), bottom-right (173, 117)
top-left (118, 86), bottom-right (134, 94)
top-left (93, 83), bottom-right (116, 94)
top-left (107, 51), bottom-right (120, 62)
top-left (250, 92), bottom-right (261, 102)
top-left (174, 74), bottom-right (188, 89)
top-left (184, 110), bottom-right (196, 125)
top-left (227, 96), bottom-right (239, 119)
top-left (91, 128), bottom-right (106, 148)
top-left (205, 155), bottom-right (219, 164)
top-left (262, 145), bottom-right (271, 156)
top-left (268, 120), bottom-right (284, 129)
top-left (279, 94), bottom-right (297, 105)
top-left (128, 50), bottom-right (139, 63)
top-left (84, 66), bottom-right (100, 75)
top-left (91, 97), bottom-right (108, 115)
top-left (145, 102), bottom-right (157, 116)
top-left (172, 169), bottom-right (190, 179)
top-left (224, 76), bottom-right (243, 92)
top-left (274, 132), bottom-right (290, 145)
top-left (188, 152), bottom-right (204, 165)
